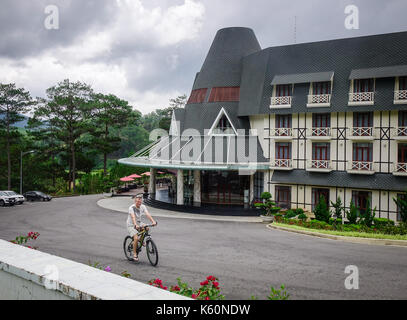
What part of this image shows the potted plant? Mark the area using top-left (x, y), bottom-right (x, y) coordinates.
top-left (254, 192), bottom-right (281, 223)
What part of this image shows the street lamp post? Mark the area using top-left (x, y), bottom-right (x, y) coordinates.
top-left (20, 150), bottom-right (35, 195)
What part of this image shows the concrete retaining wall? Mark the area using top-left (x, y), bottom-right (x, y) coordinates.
top-left (0, 239), bottom-right (189, 300)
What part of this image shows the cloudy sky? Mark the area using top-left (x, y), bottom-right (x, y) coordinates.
top-left (0, 0), bottom-right (406, 114)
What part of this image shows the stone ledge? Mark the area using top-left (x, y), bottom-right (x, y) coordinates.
top-left (0, 239), bottom-right (190, 300)
top-left (267, 224), bottom-right (407, 247)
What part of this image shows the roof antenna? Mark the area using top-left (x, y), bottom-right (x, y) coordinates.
top-left (294, 15), bottom-right (297, 44)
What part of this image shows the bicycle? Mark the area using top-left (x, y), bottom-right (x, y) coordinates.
top-left (123, 224), bottom-right (159, 266)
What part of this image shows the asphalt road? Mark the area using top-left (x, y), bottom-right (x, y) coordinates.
top-left (0, 195), bottom-right (406, 300)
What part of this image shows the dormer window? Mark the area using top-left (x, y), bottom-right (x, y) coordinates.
top-left (395, 76), bottom-right (407, 104)
top-left (308, 81), bottom-right (332, 107)
top-left (349, 79), bottom-right (375, 105)
top-left (270, 84), bottom-right (293, 108)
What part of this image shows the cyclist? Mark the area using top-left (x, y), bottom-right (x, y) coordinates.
top-left (127, 194), bottom-right (157, 262)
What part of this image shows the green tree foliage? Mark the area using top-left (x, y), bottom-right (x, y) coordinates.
top-left (359, 199), bottom-right (376, 227)
top-left (89, 93), bottom-right (138, 175)
top-left (0, 83), bottom-right (35, 189)
top-left (254, 192), bottom-right (281, 216)
top-left (346, 201), bottom-right (359, 225)
top-left (32, 79), bottom-right (94, 192)
top-left (313, 195), bottom-right (331, 223)
top-left (330, 196), bottom-right (344, 219)
top-left (393, 191), bottom-right (407, 223)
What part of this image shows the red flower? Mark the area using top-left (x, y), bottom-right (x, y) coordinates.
top-left (192, 294), bottom-right (198, 299)
top-left (205, 297), bottom-right (210, 300)
top-left (213, 281), bottom-right (219, 287)
top-left (200, 280), bottom-right (209, 286)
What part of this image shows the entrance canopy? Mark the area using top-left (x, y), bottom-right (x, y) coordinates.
top-left (118, 135), bottom-right (270, 171)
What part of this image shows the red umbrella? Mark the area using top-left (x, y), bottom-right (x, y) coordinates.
top-left (141, 172), bottom-right (151, 176)
top-left (128, 174), bottom-right (142, 179)
top-left (120, 176), bottom-right (134, 182)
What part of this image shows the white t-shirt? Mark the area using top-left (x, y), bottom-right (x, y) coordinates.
top-left (127, 204), bottom-right (147, 227)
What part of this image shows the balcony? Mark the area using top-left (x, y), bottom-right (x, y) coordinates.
top-left (394, 90), bottom-right (407, 104)
top-left (306, 160), bottom-right (332, 172)
top-left (395, 127), bottom-right (407, 141)
top-left (307, 94), bottom-right (331, 107)
top-left (393, 163), bottom-right (407, 176)
top-left (270, 128), bottom-right (293, 140)
top-left (307, 127), bottom-right (332, 140)
top-left (348, 127), bottom-right (374, 140)
top-left (348, 92), bottom-right (375, 106)
top-left (270, 159), bottom-right (293, 170)
top-left (347, 161), bottom-right (375, 175)
top-left (270, 96), bottom-right (292, 109)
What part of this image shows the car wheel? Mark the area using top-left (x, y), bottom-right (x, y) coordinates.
top-left (0, 200), bottom-right (5, 207)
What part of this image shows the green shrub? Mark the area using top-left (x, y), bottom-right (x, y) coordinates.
top-left (329, 218), bottom-right (343, 225)
top-left (295, 208), bottom-right (304, 215)
top-left (393, 191), bottom-right (407, 223)
top-left (309, 220), bottom-right (331, 230)
top-left (254, 192), bottom-right (281, 217)
top-left (313, 196), bottom-right (331, 223)
top-left (298, 213), bottom-right (308, 221)
top-left (373, 218), bottom-right (395, 228)
top-left (285, 210), bottom-right (298, 219)
top-left (330, 197), bottom-right (344, 219)
top-left (359, 199), bottom-right (376, 227)
top-left (346, 201), bottom-right (359, 225)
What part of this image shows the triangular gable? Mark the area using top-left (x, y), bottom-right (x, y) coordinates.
top-left (208, 108), bottom-right (238, 136)
top-left (169, 111), bottom-right (179, 136)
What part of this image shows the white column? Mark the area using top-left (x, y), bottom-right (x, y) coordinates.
top-left (177, 169), bottom-right (184, 205)
top-left (148, 168), bottom-right (156, 195)
top-left (249, 173), bottom-right (255, 204)
top-left (193, 170), bottom-right (201, 207)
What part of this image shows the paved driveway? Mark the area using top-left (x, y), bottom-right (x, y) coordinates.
top-left (0, 195), bottom-right (406, 300)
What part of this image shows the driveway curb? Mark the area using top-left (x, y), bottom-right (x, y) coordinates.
top-left (97, 198), bottom-right (262, 223)
top-left (267, 224), bottom-right (407, 247)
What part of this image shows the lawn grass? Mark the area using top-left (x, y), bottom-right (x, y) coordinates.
top-left (273, 223), bottom-right (407, 241)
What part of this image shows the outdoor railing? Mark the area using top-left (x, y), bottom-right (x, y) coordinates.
top-left (351, 161), bottom-right (374, 171)
top-left (397, 127), bottom-right (407, 137)
top-left (352, 127), bottom-right (373, 137)
top-left (308, 160), bottom-right (331, 170)
top-left (271, 159), bottom-right (292, 168)
top-left (395, 90), bottom-right (407, 102)
top-left (310, 127), bottom-right (331, 137)
top-left (349, 92), bottom-right (374, 104)
top-left (307, 94), bottom-right (331, 105)
top-left (270, 128), bottom-right (293, 137)
top-left (271, 96), bottom-right (292, 107)
top-left (396, 163), bottom-right (407, 173)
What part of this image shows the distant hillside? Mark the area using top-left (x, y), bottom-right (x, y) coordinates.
top-left (0, 114), bottom-right (29, 128)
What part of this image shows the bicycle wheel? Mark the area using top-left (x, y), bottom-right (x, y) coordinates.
top-left (123, 236), bottom-right (134, 261)
top-left (146, 239), bottom-right (159, 266)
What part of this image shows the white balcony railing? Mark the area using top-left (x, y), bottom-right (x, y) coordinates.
top-left (397, 127), bottom-right (407, 137)
top-left (351, 161), bottom-right (374, 171)
top-left (309, 160), bottom-right (332, 170)
top-left (352, 127), bottom-right (373, 137)
top-left (307, 94), bottom-right (331, 106)
top-left (349, 92), bottom-right (374, 105)
top-left (310, 127), bottom-right (331, 137)
top-left (394, 90), bottom-right (407, 103)
top-left (271, 96), bottom-right (292, 108)
top-left (396, 163), bottom-right (407, 173)
top-left (270, 128), bottom-right (293, 137)
top-left (271, 159), bottom-right (292, 169)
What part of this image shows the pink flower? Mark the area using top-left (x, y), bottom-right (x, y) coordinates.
top-left (104, 266), bottom-right (112, 272)
top-left (191, 294), bottom-right (198, 299)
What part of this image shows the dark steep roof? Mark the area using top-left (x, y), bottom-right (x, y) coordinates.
top-left (193, 27), bottom-right (261, 90)
top-left (238, 31), bottom-right (407, 116)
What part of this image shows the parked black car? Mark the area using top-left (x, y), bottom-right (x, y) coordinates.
top-left (23, 191), bottom-right (52, 202)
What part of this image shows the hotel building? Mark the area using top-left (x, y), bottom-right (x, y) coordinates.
top-left (119, 27), bottom-right (407, 222)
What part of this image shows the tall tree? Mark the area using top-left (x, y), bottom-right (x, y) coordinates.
top-left (33, 79), bottom-right (94, 192)
top-left (90, 93), bottom-right (137, 175)
top-left (0, 83), bottom-right (34, 189)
